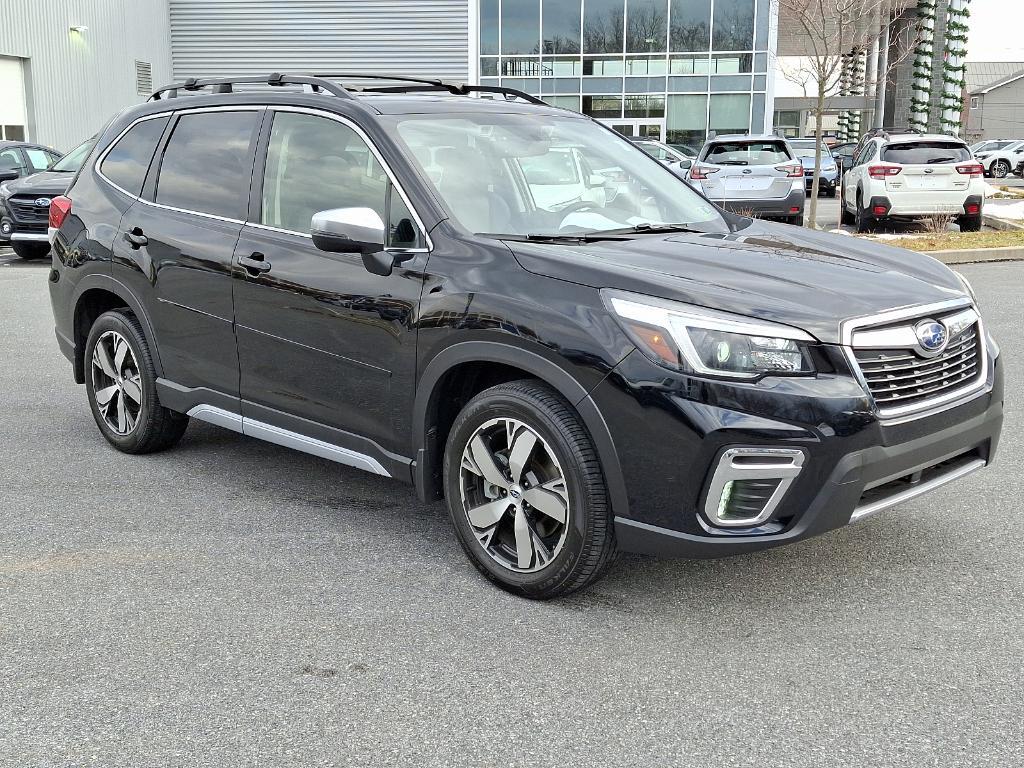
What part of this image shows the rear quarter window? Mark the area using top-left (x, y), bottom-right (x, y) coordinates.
top-left (99, 116), bottom-right (169, 196)
top-left (704, 141), bottom-right (791, 165)
top-left (881, 142), bottom-right (971, 165)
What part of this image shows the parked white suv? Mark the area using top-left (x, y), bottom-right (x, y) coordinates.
top-left (841, 134), bottom-right (985, 233)
top-left (974, 140), bottom-right (1024, 179)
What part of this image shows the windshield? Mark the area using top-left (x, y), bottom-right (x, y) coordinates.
top-left (635, 141), bottom-right (684, 162)
top-left (52, 137), bottom-right (96, 172)
top-left (789, 141), bottom-right (832, 159)
top-left (387, 112), bottom-right (726, 238)
top-left (703, 141), bottom-right (791, 166)
top-left (881, 141), bottom-right (971, 164)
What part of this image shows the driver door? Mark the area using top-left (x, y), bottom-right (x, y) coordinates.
top-left (231, 108), bottom-right (430, 460)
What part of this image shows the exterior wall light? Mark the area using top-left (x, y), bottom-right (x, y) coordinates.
top-left (69, 25), bottom-right (89, 34)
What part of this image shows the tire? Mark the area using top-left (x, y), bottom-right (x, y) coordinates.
top-left (855, 192), bottom-right (875, 233)
top-left (12, 242), bottom-right (49, 260)
top-left (784, 214), bottom-right (804, 226)
top-left (84, 309), bottom-right (189, 454)
top-left (991, 160), bottom-right (1010, 179)
top-left (959, 213), bottom-right (983, 232)
top-left (825, 186), bottom-right (837, 198)
top-left (443, 379), bottom-right (616, 599)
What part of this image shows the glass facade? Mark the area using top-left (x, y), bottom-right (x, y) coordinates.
top-left (478, 0), bottom-right (770, 147)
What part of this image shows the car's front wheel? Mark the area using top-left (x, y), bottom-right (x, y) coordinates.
top-left (991, 160), bottom-right (1010, 179)
top-left (85, 310), bottom-right (189, 454)
top-left (12, 242), bottom-right (49, 260)
top-left (443, 380), bottom-right (617, 599)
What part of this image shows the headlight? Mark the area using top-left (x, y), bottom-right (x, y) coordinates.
top-left (603, 290), bottom-right (817, 379)
top-left (954, 271), bottom-right (978, 304)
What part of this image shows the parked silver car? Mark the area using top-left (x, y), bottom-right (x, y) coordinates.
top-left (686, 134), bottom-right (805, 225)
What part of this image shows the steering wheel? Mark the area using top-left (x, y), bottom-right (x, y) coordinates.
top-left (558, 201), bottom-right (601, 218)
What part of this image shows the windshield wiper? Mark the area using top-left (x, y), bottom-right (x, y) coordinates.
top-left (925, 157), bottom-right (957, 164)
top-left (589, 223), bottom-right (710, 236)
top-left (482, 223), bottom-right (711, 244)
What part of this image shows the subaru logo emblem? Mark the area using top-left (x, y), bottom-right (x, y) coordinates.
top-left (35, 197), bottom-right (51, 208)
top-left (742, 169), bottom-right (752, 174)
top-left (914, 320), bottom-right (948, 355)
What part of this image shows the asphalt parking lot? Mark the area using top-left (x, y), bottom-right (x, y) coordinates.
top-left (1, 247), bottom-right (1022, 766)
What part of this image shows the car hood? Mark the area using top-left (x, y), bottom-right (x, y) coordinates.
top-left (506, 220), bottom-right (967, 344)
top-left (799, 156), bottom-right (835, 168)
top-left (4, 170), bottom-right (73, 197)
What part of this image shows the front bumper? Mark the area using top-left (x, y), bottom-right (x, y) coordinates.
top-left (713, 187), bottom-right (805, 218)
top-left (593, 343), bottom-right (1003, 558)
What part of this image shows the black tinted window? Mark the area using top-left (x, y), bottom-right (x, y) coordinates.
top-left (881, 142), bottom-right (970, 165)
top-left (156, 111), bottom-right (257, 219)
top-left (100, 116), bottom-right (168, 195)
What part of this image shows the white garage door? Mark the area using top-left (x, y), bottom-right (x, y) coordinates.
top-left (0, 56), bottom-right (27, 140)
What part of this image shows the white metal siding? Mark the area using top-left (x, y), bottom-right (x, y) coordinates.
top-left (0, 0), bottom-right (172, 151)
top-left (170, 0), bottom-right (470, 83)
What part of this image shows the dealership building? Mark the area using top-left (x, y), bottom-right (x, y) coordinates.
top-left (2, 0), bottom-right (973, 152)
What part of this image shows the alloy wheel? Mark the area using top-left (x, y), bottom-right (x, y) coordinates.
top-left (993, 161), bottom-right (1009, 179)
top-left (458, 417), bottom-right (570, 573)
top-left (91, 330), bottom-right (143, 435)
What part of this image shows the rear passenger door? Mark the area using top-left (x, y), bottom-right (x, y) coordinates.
top-left (231, 108), bottom-right (429, 466)
top-left (117, 108), bottom-right (261, 405)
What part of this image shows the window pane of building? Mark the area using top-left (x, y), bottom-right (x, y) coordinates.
top-left (709, 93), bottom-right (750, 134)
top-left (626, 0), bottom-right (667, 53)
top-left (502, 0), bottom-right (540, 55)
top-left (480, 57), bottom-right (498, 77)
top-left (543, 0), bottom-right (581, 54)
top-left (543, 95), bottom-right (582, 112)
top-left (582, 95), bottom-right (623, 118)
top-left (480, 0), bottom-right (499, 55)
top-left (667, 94), bottom-right (707, 147)
top-left (712, 0), bottom-right (754, 51)
top-left (669, 55), bottom-right (710, 75)
top-left (624, 95), bottom-right (665, 118)
top-left (502, 57), bottom-right (542, 76)
top-left (669, 0), bottom-right (710, 52)
top-left (582, 56), bottom-right (624, 76)
top-left (583, 0), bottom-right (624, 54)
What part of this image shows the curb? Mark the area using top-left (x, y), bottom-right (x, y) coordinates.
top-left (925, 246), bottom-right (1024, 264)
top-left (983, 214), bottom-right (1024, 232)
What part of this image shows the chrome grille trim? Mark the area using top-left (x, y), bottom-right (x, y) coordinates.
top-left (841, 298), bottom-right (990, 420)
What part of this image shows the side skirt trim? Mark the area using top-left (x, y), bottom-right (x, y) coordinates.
top-left (186, 404), bottom-right (390, 477)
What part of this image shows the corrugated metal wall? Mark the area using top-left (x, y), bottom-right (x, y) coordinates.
top-left (169, 0), bottom-right (469, 82)
top-left (0, 0), bottom-right (172, 151)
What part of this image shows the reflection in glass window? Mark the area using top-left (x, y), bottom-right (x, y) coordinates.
top-left (261, 112), bottom-right (387, 234)
top-left (624, 95), bottom-right (665, 118)
top-left (712, 53), bottom-right (752, 73)
top-left (502, 0), bottom-right (540, 54)
top-left (543, 95), bottom-right (582, 112)
top-left (581, 95), bottom-right (623, 118)
top-left (546, 57), bottom-right (582, 76)
top-left (543, 0), bottom-right (581, 54)
top-left (670, 55), bottom-right (711, 74)
top-left (712, 0), bottom-right (754, 51)
top-left (480, 57), bottom-right (498, 77)
top-left (667, 94), bottom-right (708, 147)
top-left (626, 57), bottom-right (668, 75)
top-left (626, 0), bottom-right (667, 52)
top-left (481, 0), bottom-right (499, 55)
top-left (102, 116), bottom-right (169, 197)
top-left (582, 56), bottom-right (624, 76)
top-left (709, 93), bottom-right (751, 134)
top-left (583, 0), bottom-right (624, 54)
top-left (501, 57), bottom-right (542, 77)
top-left (670, 0), bottom-right (711, 51)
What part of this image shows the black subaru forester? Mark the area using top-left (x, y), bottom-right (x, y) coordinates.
top-left (48, 74), bottom-right (1003, 599)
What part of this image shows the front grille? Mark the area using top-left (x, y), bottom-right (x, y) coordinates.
top-left (853, 311), bottom-right (983, 412)
top-left (7, 196), bottom-right (50, 232)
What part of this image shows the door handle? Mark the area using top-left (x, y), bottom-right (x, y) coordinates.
top-left (239, 252), bottom-right (271, 274)
top-left (123, 227), bottom-right (148, 249)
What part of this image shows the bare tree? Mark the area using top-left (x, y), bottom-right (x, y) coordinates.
top-left (776, 0), bottom-right (915, 229)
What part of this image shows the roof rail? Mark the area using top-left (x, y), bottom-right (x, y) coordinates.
top-left (149, 71), bottom-right (549, 106)
top-left (149, 73), bottom-right (353, 101)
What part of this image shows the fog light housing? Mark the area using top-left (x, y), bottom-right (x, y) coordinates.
top-left (704, 448), bottom-right (805, 528)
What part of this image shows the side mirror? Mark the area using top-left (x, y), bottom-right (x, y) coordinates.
top-left (678, 159), bottom-right (692, 170)
top-left (311, 207), bottom-right (385, 255)
top-left (0, 169), bottom-right (19, 182)
top-left (587, 173), bottom-right (606, 188)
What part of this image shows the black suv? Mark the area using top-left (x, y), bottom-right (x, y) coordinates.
top-left (48, 74), bottom-right (1003, 599)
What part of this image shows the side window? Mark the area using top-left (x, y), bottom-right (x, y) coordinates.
top-left (156, 111), bottom-right (257, 220)
top-left (25, 149), bottom-right (55, 171)
top-left (100, 116), bottom-right (169, 196)
top-left (262, 111), bottom-right (422, 248)
top-left (0, 148), bottom-right (23, 176)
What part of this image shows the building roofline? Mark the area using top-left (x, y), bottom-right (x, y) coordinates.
top-left (972, 69), bottom-right (1024, 95)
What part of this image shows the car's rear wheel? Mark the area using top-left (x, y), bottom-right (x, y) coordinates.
top-left (824, 185), bottom-right (837, 198)
top-left (840, 190), bottom-right (856, 225)
top-left (783, 214), bottom-right (803, 226)
top-left (85, 310), bottom-right (189, 454)
top-left (443, 380), bottom-right (616, 599)
top-left (958, 212), bottom-right (983, 232)
top-left (991, 160), bottom-right (1010, 179)
top-left (12, 242), bottom-right (49, 260)
top-left (855, 192), bottom-right (875, 233)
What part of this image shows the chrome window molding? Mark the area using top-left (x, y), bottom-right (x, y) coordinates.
top-left (94, 110), bottom-right (174, 200)
top-left (840, 297), bottom-right (990, 422)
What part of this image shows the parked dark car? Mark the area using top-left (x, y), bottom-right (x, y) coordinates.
top-left (0, 140), bottom-right (62, 185)
top-left (1, 138), bottom-right (94, 259)
top-left (789, 138), bottom-right (838, 196)
top-left (830, 141), bottom-right (858, 175)
top-left (48, 74), bottom-right (1003, 599)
